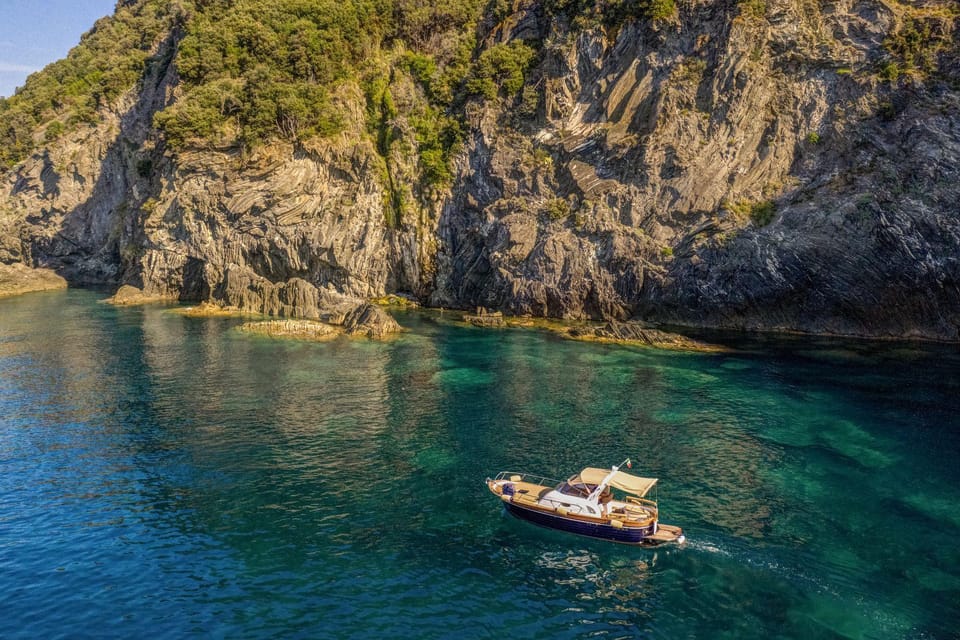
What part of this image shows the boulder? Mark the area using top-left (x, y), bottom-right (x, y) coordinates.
top-left (342, 303), bottom-right (402, 339)
top-left (104, 284), bottom-right (172, 305)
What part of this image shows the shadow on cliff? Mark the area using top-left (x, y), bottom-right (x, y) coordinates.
top-left (29, 31), bottom-right (180, 290)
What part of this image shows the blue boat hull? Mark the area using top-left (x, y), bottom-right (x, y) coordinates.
top-left (503, 501), bottom-right (656, 545)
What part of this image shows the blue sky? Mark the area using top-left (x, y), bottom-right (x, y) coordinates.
top-left (0, 0), bottom-right (117, 97)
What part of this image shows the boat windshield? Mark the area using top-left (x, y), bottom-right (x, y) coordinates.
top-left (556, 481), bottom-right (593, 498)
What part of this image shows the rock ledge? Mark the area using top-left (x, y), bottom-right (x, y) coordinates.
top-left (0, 263), bottom-right (67, 299)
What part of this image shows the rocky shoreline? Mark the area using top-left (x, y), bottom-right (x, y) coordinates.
top-left (3, 2), bottom-right (959, 341)
top-left (237, 306), bottom-right (403, 341)
top-left (102, 283), bottom-right (717, 350)
top-left (174, 302), bottom-right (254, 318)
top-left (457, 308), bottom-right (722, 352)
top-left (0, 263), bottom-right (67, 299)
top-left (565, 321), bottom-right (725, 352)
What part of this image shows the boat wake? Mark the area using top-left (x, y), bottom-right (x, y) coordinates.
top-left (684, 539), bottom-right (730, 556)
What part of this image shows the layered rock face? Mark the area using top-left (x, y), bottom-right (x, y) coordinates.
top-left (432, 0), bottom-right (960, 339)
top-left (2, 0), bottom-right (959, 340)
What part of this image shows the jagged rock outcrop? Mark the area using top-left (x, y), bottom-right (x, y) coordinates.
top-left (2, 0), bottom-right (959, 341)
top-left (237, 308), bottom-right (400, 341)
top-left (342, 303), bottom-right (402, 338)
top-left (0, 32), bottom-right (436, 325)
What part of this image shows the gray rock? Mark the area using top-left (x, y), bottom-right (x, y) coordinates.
top-left (104, 284), bottom-right (172, 306)
top-left (3, 0), bottom-right (960, 340)
top-left (342, 303), bottom-right (402, 339)
top-left (464, 307), bottom-right (507, 327)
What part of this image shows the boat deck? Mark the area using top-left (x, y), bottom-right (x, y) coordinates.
top-left (496, 480), bottom-right (654, 523)
top-left (644, 523), bottom-right (684, 544)
top-left (504, 480), bottom-right (552, 504)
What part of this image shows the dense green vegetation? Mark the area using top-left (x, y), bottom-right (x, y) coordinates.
top-left (0, 1), bottom-right (489, 158)
top-left (464, 42), bottom-right (537, 101)
top-left (0, 0), bottom-right (682, 183)
top-left (0, 0), bottom-right (509, 215)
top-left (0, 0), bottom-right (175, 169)
top-left (153, 0), bottom-right (378, 148)
top-left (153, 0), bottom-right (498, 215)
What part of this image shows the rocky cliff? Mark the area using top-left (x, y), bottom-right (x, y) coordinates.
top-left (2, 0), bottom-right (959, 340)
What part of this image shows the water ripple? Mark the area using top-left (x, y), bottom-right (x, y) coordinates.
top-left (0, 293), bottom-right (957, 638)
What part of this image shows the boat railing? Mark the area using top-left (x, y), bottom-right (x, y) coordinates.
top-left (493, 471), bottom-right (562, 488)
top-left (625, 496), bottom-right (659, 518)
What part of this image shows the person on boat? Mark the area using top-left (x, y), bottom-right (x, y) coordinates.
top-left (597, 487), bottom-right (613, 516)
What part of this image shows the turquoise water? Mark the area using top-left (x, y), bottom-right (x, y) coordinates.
top-left (1, 290), bottom-right (958, 639)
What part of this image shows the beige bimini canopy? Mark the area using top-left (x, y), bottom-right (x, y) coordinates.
top-left (574, 468), bottom-right (658, 497)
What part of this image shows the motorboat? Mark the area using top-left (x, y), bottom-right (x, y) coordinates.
top-left (486, 459), bottom-right (685, 547)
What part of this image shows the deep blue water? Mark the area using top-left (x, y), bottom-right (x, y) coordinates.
top-left (1, 289), bottom-right (958, 639)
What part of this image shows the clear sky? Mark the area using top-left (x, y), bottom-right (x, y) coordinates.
top-left (0, 0), bottom-right (118, 98)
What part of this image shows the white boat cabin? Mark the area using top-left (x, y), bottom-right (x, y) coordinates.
top-left (538, 466), bottom-right (659, 519)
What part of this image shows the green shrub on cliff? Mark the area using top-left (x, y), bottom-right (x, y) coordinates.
top-left (723, 198), bottom-right (777, 227)
top-left (411, 106), bottom-right (461, 188)
top-left (739, 0), bottom-right (766, 19)
top-left (647, 0), bottom-right (676, 20)
top-left (465, 42), bottom-right (537, 100)
top-left (43, 121), bottom-right (65, 144)
top-left (545, 198), bottom-right (571, 220)
top-left (880, 5), bottom-right (958, 81)
top-left (750, 201), bottom-right (776, 226)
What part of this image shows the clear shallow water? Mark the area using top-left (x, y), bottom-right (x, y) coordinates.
top-left (1, 290), bottom-right (958, 639)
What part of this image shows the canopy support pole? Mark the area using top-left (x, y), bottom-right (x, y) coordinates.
top-left (587, 458), bottom-right (631, 503)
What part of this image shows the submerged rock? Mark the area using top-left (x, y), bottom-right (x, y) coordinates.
top-left (371, 294), bottom-right (419, 308)
top-left (567, 321), bottom-right (722, 352)
top-left (463, 307), bottom-right (507, 328)
top-left (237, 305), bottom-right (400, 341)
top-left (238, 320), bottom-right (340, 341)
top-left (174, 302), bottom-right (247, 317)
